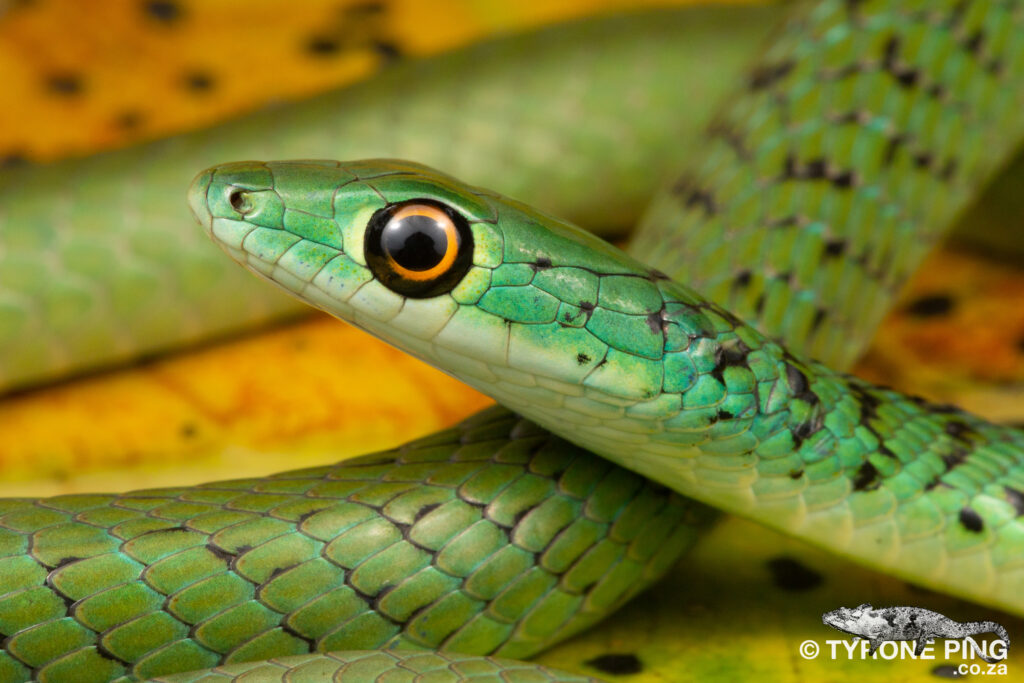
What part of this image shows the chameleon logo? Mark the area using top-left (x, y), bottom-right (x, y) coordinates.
top-left (822, 603), bottom-right (1009, 663)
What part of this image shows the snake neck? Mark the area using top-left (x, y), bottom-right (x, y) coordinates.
top-left (459, 272), bottom-right (1024, 540)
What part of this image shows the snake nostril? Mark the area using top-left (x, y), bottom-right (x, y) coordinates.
top-left (228, 189), bottom-right (252, 214)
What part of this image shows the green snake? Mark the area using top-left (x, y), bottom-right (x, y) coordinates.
top-left (3, 1), bottom-right (1024, 681)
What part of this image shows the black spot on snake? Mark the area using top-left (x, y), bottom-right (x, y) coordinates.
top-left (882, 35), bottom-right (901, 68)
top-left (579, 301), bottom-right (595, 313)
top-left (585, 653), bottom-right (643, 675)
top-left (684, 187), bottom-right (716, 216)
top-left (711, 344), bottom-right (751, 385)
top-left (144, 1), bottom-right (182, 22)
top-left (184, 71), bottom-right (215, 92)
top-left (206, 543), bottom-right (234, 562)
top-left (716, 410), bottom-right (734, 421)
top-left (1005, 488), bottom-right (1024, 516)
top-left (754, 293), bottom-right (766, 316)
top-left (805, 158), bottom-right (828, 179)
top-left (939, 159), bottom-right (958, 181)
top-left (766, 557), bottom-right (823, 591)
top-left (179, 422), bottom-right (198, 439)
top-left (767, 214), bottom-right (799, 229)
top-left (913, 151), bottom-right (934, 169)
top-left (852, 461), bottom-right (881, 491)
top-left (784, 363), bottom-right (809, 397)
top-left (824, 239), bottom-right (847, 257)
top-left (793, 414), bottom-right (824, 444)
top-left (531, 257), bottom-right (552, 271)
top-left (941, 447), bottom-right (969, 470)
top-left (52, 555), bottom-right (84, 569)
top-left (708, 120), bottom-right (752, 160)
top-left (789, 468), bottom-right (804, 480)
top-left (95, 642), bottom-right (130, 666)
top-left (832, 109), bottom-right (862, 125)
top-left (733, 269), bottom-right (753, 289)
top-left (576, 353), bottom-right (591, 365)
top-left (946, 1), bottom-right (968, 28)
top-left (832, 169), bottom-right (857, 188)
top-left (414, 503), bottom-right (440, 522)
top-left (843, 0), bottom-right (867, 15)
top-left (645, 312), bottom-right (665, 335)
top-left (883, 134), bottom-right (908, 165)
top-left (963, 29), bottom-right (985, 55)
top-left (944, 420), bottom-right (974, 441)
top-left (46, 73), bottom-right (82, 96)
top-left (281, 623), bottom-right (315, 648)
top-left (748, 60), bottom-right (795, 90)
top-left (958, 507), bottom-right (984, 533)
top-left (851, 385), bottom-right (881, 421)
top-left (905, 293), bottom-right (954, 317)
top-left (810, 307), bottom-right (827, 333)
top-left (894, 68), bottom-right (920, 88)
top-left (297, 509), bottom-right (320, 524)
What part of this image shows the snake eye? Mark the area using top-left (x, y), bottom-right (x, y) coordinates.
top-left (228, 189), bottom-right (253, 214)
top-left (364, 200), bottom-right (474, 298)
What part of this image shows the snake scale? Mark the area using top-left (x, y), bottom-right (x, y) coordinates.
top-left (2, 1), bottom-right (1024, 681)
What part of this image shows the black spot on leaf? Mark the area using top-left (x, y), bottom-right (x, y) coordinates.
top-left (931, 664), bottom-right (961, 679)
top-left (766, 557), bottom-right (823, 591)
top-left (114, 110), bottom-right (143, 130)
top-left (184, 71), bottom-right (215, 92)
top-left (46, 73), bottom-right (82, 95)
top-left (585, 653), bottom-right (643, 675)
top-left (905, 294), bottom-right (954, 317)
top-left (144, 1), bottom-right (182, 22)
top-left (1, 152), bottom-right (28, 168)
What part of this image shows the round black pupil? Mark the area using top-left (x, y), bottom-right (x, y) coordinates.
top-left (382, 214), bottom-right (449, 271)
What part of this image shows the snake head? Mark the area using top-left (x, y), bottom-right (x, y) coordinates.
top-left (189, 159), bottom-right (746, 475)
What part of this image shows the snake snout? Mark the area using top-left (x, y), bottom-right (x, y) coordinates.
top-left (187, 168), bottom-right (215, 234)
